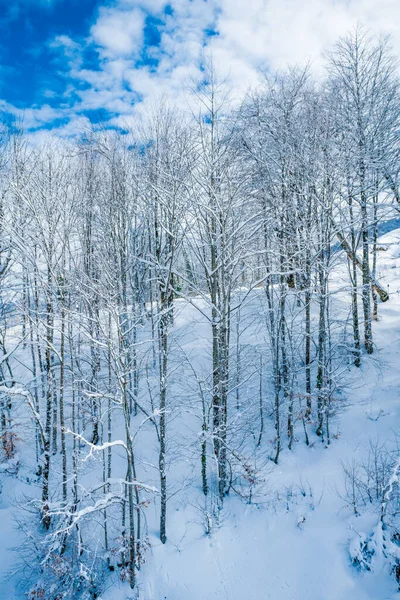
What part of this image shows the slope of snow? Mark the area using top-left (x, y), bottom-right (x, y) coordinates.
top-left (2, 230), bottom-right (400, 600)
top-left (135, 231), bottom-right (400, 600)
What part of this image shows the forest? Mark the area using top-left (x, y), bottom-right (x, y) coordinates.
top-left (1, 27), bottom-right (400, 600)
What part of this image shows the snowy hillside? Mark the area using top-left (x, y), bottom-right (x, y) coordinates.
top-left (124, 229), bottom-right (400, 600)
top-left (1, 227), bottom-right (400, 600)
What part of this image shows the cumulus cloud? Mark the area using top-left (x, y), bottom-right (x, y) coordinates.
top-left (91, 6), bottom-right (146, 57)
top-left (72, 0), bottom-right (400, 121)
top-left (212, 0), bottom-right (400, 74)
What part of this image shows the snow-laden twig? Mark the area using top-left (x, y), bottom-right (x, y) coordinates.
top-left (63, 428), bottom-right (127, 461)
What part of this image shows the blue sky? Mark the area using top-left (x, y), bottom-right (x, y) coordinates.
top-left (0, 0), bottom-right (399, 136)
top-left (0, 0), bottom-right (186, 131)
top-left (0, 1), bottom-right (97, 107)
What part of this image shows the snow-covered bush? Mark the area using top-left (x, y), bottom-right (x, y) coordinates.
top-left (344, 443), bottom-right (400, 588)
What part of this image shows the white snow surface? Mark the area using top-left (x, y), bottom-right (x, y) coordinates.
top-left (2, 229), bottom-right (400, 600)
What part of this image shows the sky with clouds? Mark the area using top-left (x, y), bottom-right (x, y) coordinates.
top-left (0, 0), bottom-right (400, 135)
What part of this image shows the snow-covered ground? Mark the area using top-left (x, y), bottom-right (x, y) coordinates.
top-left (140, 229), bottom-right (400, 600)
top-left (2, 230), bottom-right (400, 600)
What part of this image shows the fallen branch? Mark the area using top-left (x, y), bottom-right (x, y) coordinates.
top-left (334, 228), bottom-right (389, 302)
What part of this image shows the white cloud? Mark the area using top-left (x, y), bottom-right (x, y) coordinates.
top-left (0, 100), bottom-right (67, 129)
top-left (91, 6), bottom-right (145, 57)
top-left (79, 0), bottom-right (400, 122)
top-left (5, 0), bottom-right (400, 133)
top-left (50, 35), bottom-right (80, 51)
top-left (211, 0), bottom-right (400, 76)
